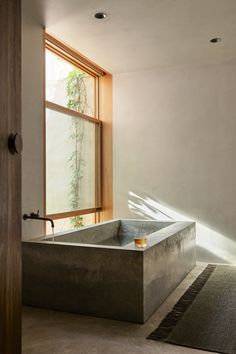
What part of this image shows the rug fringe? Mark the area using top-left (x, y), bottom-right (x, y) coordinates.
top-left (148, 264), bottom-right (216, 341)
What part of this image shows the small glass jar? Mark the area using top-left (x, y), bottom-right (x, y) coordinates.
top-left (134, 235), bottom-right (147, 248)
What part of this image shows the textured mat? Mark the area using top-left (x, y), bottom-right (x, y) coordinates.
top-left (148, 264), bottom-right (236, 354)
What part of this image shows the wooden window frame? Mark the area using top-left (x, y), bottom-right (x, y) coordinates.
top-left (44, 32), bottom-right (105, 221)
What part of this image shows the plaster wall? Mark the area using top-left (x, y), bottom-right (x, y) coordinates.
top-left (22, 8), bottom-right (236, 262)
top-left (113, 62), bottom-right (236, 263)
top-left (22, 10), bottom-right (44, 240)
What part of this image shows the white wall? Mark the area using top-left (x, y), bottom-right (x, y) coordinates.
top-left (113, 62), bottom-right (236, 264)
top-left (22, 10), bottom-right (44, 240)
top-left (22, 7), bottom-right (236, 261)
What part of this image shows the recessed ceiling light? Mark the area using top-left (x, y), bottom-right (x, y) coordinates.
top-left (94, 12), bottom-right (109, 20)
top-left (210, 37), bottom-right (222, 43)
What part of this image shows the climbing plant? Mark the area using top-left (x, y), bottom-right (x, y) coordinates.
top-left (66, 69), bottom-right (90, 228)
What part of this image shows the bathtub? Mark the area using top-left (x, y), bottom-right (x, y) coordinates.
top-left (22, 219), bottom-right (196, 323)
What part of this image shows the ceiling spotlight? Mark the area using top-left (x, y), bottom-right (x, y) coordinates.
top-left (210, 37), bottom-right (222, 43)
top-left (94, 12), bottom-right (109, 20)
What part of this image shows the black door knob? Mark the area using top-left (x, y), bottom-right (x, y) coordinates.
top-left (8, 133), bottom-right (23, 155)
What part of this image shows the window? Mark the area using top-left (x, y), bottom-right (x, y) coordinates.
top-left (44, 33), bottom-right (103, 231)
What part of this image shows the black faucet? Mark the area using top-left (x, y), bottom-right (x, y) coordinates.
top-left (23, 210), bottom-right (54, 230)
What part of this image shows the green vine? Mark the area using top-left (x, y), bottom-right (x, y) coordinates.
top-left (66, 69), bottom-right (90, 228)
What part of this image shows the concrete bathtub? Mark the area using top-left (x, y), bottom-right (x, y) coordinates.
top-left (22, 219), bottom-right (196, 323)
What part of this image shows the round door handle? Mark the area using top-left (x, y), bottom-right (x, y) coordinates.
top-left (8, 133), bottom-right (23, 155)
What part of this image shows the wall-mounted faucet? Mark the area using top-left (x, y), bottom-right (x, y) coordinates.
top-left (23, 210), bottom-right (54, 231)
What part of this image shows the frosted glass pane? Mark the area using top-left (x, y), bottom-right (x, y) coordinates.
top-left (46, 49), bottom-right (95, 116)
top-left (46, 108), bottom-right (96, 214)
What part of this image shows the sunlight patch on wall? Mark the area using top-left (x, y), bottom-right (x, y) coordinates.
top-left (128, 191), bottom-right (236, 264)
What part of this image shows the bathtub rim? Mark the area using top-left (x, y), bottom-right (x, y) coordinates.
top-left (22, 219), bottom-right (195, 252)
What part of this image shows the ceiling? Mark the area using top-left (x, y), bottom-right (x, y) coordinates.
top-left (22, 0), bottom-right (236, 74)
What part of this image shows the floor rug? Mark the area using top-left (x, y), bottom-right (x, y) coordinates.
top-left (148, 264), bottom-right (236, 354)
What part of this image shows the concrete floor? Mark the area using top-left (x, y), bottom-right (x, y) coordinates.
top-left (22, 263), bottom-right (216, 354)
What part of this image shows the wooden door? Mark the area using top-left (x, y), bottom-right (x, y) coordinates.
top-left (0, 0), bottom-right (22, 353)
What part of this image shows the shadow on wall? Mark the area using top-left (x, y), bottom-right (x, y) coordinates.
top-left (128, 191), bottom-right (236, 264)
